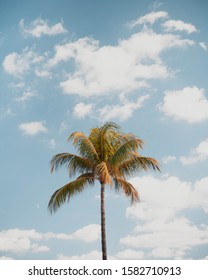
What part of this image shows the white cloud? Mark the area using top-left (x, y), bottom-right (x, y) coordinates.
top-left (180, 139), bottom-right (208, 165)
top-left (35, 68), bottom-right (51, 78)
top-left (0, 224), bottom-right (100, 255)
top-left (120, 217), bottom-right (208, 259)
top-left (73, 102), bottom-right (93, 118)
top-left (59, 121), bottom-right (71, 133)
top-left (0, 256), bottom-right (14, 260)
top-left (11, 82), bottom-right (25, 88)
top-left (149, 1), bottom-right (164, 11)
top-left (199, 42), bottom-right (207, 51)
top-left (0, 229), bottom-right (48, 253)
top-left (15, 91), bottom-right (36, 102)
top-left (66, 224), bottom-right (100, 242)
top-left (44, 224), bottom-right (100, 243)
top-left (115, 249), bottom-right (145, 259)
top-left (19, 18), bottom-right (67, 38)
top-left (191, 177), bottom-right (208, 212)
top-left (159, 86), bottom-right (208, 123)
top-left (47, 30), bottom-right (193, 97)
top-left (58, 250), bottom-right (118, 260)
top-left (127, 175), bottom-right (192, 221)
top-left (162, 155), bottom-right (176, 164)
top-left (48, 139), bottom-right (56, 149)
top-left (129, 11), bottom-right (168, 27)
top-left (0, 107), bottom-right (16, 119)
top-left (120, 174), bottom-right (208, 258)
top-left (57, 250), bottom-right (101, 260)
top-left (99, 95), bottom-right (150, 121)
top-left (2, 48), bottom-right (44, 78)
top-left (19, 121), bottom-right (48, 135)
top-left (3, 52), bottom-right (30, 77)
top-left (162, 20), bottom-right (197, 33)
top-left (127, 175), bottom-right (208, 221)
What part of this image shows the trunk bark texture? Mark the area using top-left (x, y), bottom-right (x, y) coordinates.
top-left (100, 183), bottom-right (107, 260)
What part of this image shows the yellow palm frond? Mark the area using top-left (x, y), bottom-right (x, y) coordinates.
top-left (96, 161), bottom-right (112, 184)
top-left (48, 173), bottom-right (95, 213)
top-left (110, 138), bottom-right (144, 166)
top-left (117, 154), bottom-right (160, 177)
top-left (68, 131), bottom-right (99, 163)
top-left (113, 178), bottom-right (139, 203)
top-left (50, 153), bottom-right (94, 175)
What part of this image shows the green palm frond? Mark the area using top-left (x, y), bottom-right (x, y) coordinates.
top-left (110, 138), bottom-right (144, 166)
top-left (117, 133), bottom-right (144, 147)
top-left (89, 122), bottom-right (121, 161)
top-left (68, 131), bottom-right (99, 163)
top-left (50, 153), bottom-right (72, 172)
top-left (66, 155), bottom-right (94, 177)
top-left (48, 174), bottom-right (95, 214)
top-left (133, 154), bottom-right (160, 171)
top-left (50, 153), bottom-right (94, 176)
top-left (117, 154), bottom-right (160, 176)
top-left (76, 172), bottom-right (95, 182)
top-left (99, 121), bottom-right (120, 132)
top-left (113, 178), bottom-right (139, 203)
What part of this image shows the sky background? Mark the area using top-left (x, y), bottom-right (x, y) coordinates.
top-left (0, 0), bottom-right (208, 260)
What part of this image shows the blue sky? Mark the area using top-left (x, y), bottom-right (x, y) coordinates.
top-left (0, 0), bottom-right (208, 260)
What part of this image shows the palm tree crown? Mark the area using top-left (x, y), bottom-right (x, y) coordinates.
top-left (48, 122), bottom-right (160, 259)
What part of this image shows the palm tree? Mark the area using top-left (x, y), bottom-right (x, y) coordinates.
top-left (48, 122), bottom-right (160, 260)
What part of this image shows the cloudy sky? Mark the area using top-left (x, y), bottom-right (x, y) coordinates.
top-left (1, 0), bottom-right (208, 260)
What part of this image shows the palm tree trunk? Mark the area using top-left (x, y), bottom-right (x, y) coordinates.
top-left (100, 183), bottom-right (107, 260)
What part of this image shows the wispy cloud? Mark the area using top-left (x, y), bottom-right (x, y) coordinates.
top-left (159, 86), bottom-right (208, 123)
top-left (35, 68), bottom-right (52, 78)
top-left (180, 138), bottom-right (208, 165)
top-left (129, 11), bottom-right (168, 28)
top-left (19, 121), bottom-right (48, 135)
top-left (19, 18), bottom-right (67, 38)
top-left (162, 155), bottom-right (176, 164)
top-left (15, 91), bottom-right (36, 102)
top-left (199, 42), bottom-right (207, 51)
top-left (162, 19), bottom-right (197, 34)
top-left (48, 139), bottom-right (56, 149)
top-left (0, 107), bottom-right (16, 119)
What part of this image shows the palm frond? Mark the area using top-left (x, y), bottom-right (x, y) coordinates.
top-left (110, 138), bottom-right (144, 166)
top-left (76, 172), bottom-right (95, 183)
top-left (118, 133), bottom-right (144, 148)
top-left (68, 131), bottom-right (99, 163)
top-left (50, 153), bottom-right (94, 176)
top-left (48, 174), bottom-right (95, 214)
top-left (89, 122), bottom-right (121, 161)
top-left (113, 178), bottom-right (139, 203)
top-left (50, 153), bottom-right (74, 173)
top-left (134, 155), bottom-right (160, 172)
top-left (100, 122), bottom-right (120, 134)
top-left (117, 154), bottom-right (160, 176)
top-left (67, 155), bottom-right (94, 177)
top-left (96, 162), bottom-right (112, 184)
